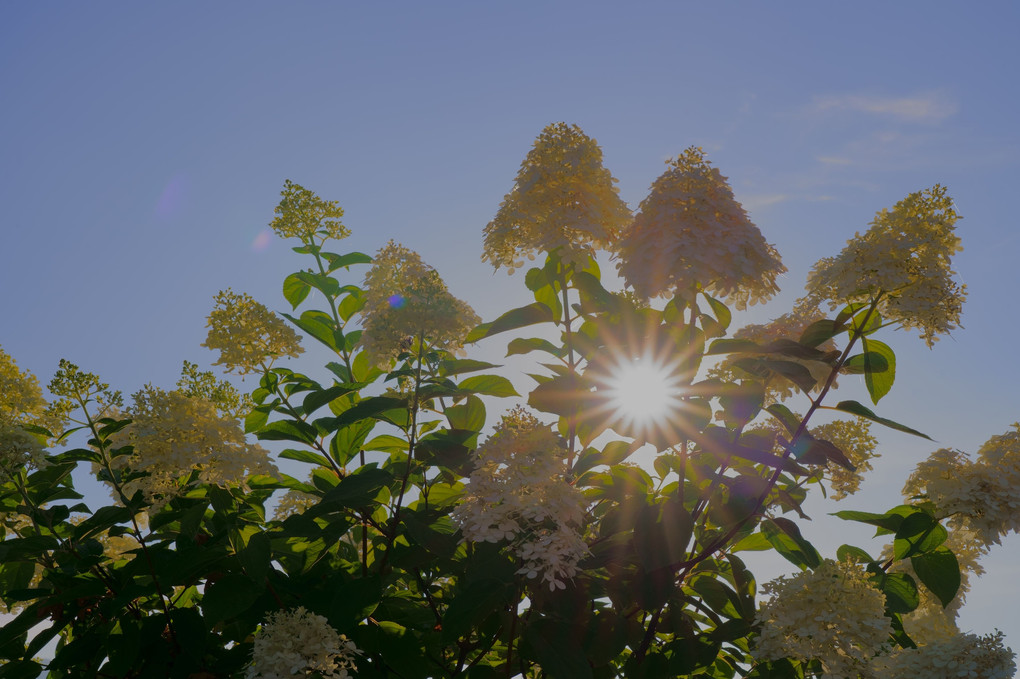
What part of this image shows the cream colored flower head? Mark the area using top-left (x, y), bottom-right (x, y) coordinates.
top-left (269, 179), bottom-right (349, 243)
top-left (359, 241), bottom-right (480, 365)
top-left (905, 423), bottom-right (1020, 546)
top-left (246, 606), bottom-right (362, 679)
top-left (0, 346), bottom-right (71, 478)
top-left (203, 289), bottom-right (304, 375)
top-left (805, 185), bottom-right (965, 347)
top-left (754, 559), bottom-right (893, 678)
top-left (872, 631), bottom-right (1016, 679)
top-left (454, 407), bottom-right (588, 590)
top-left (111, 385), bottom-right (277, 506)
top-left (483, 122), bottom-right (631, 273)
top-left (613, 147), bottom-right (785, 309)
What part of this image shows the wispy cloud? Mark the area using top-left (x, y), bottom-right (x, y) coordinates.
top-left (740, 193), bottom-right (789, 211)
top-left (810, 91), bottom-right (957, 123)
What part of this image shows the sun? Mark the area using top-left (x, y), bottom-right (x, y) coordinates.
top-left (605, 356), bottom-right (685, 428)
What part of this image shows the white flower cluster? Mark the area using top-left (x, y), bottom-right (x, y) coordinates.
top-left (483, 122), bottom-right (631, 273)
top-left (112, 385), bottom-right (278, 506)
top-left (613, 147), bottom-right (785, 310)
top-left (873, 631), bottom-right (1015, 679)
top-left (0, 423), bottom-right (46, 482)
top-left (246, 606), bottom-right (361, 679)
top-left (454, 408), bottom-right (589, 590)
top-left (359, 241), bottom-right (480, 365)
top-left (753, 559), bottom-right (892, 678)
top-left (203, 289), bottom-right (304, 376)
top-left (805, 185), bottom-right (965, 347)
top-left (904, 424), bottom-right (1020, 546)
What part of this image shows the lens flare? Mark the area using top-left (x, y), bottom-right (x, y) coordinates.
top-left (605, 356), bottom-right (684, 428)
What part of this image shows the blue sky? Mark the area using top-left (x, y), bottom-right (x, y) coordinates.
top-left (3, 1), bottom-right (1019, 653)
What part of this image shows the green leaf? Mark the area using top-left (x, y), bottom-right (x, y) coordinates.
top-left (765, 403), bottom-right (801, 435)
top-left (201, 573), bottom-right (262, 625)
top-left (703, 294), bottom-right (732, 333)
top-left (843, 352), bottom-right (889, 374)
top-left (279, 448), bottom-right (332, 467)
top-left (830, 400), bottom-right (931, 439)
top-left (282, 310), bottom-right (339, 352)
top-left (457, 374), bottom-right (519, 398)
top-left (322, 467), bottom-right (392, 508)
top-left (836, 544), bottom-right (874, 563)
top-left (893, 511), bottom-right (947, 559)
top-left (573, 440), bottom-right (642, 476)
top-left (832, 505), bottom-right (924, 535)
top-left (282, 272), bottom-right (312, 309)
top-left (363, 434), bottom-right (408, 453)
top-left (761, 518), bottom-right (821, 569)
top-left (442, 579), bottom-right (512, 642)
top-left (879, 572), bottom-right (919, 614)
top-left (256, 419), bottom-right (318, 444)
top-left (506, 336), bottom-right (563, 358)
top-left (302, 382), bottom-right (364, 415)
top-left (466, 302), bottom-right (555, 342)
top-left (862, 337), bottom-right (896, 404)
top-left (799, 319), bottom-right (846, 347)
top-left (322, 250), bottom-right (373, 272)
top-left (706, 338), bottom-right (762, 355)
top-left (911, 547), bottom-right (961, 608)
top-left (446, 394), bottom-right (485, 432)
top-left (438, 358), bottom-right (500, 376)
top-left (524, 619), bottom-right (594, 679)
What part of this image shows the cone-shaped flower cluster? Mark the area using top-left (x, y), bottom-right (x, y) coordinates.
top-left (246, 606), bottom-right (362, 679)
top-left (359, 241), bottom-right (479, 365)
top-left (111, 385), bottom-right (277, 506)
top-left (483, 122), bottom-right (631, 273)
top-left (454, 407), bottom-right (588, 590)
top-left (805, 185), bottom-right (965, 347)
top-left (613, 147), bottom-right (785, 309)
top-left (203, 289), bottom-right (304, 375)
top-left (754, 559), bottom-right (892, 678)
top-left (270, 180), bottom-right (349, 243)
top-left (903, 424), bottom-right (1020, 546)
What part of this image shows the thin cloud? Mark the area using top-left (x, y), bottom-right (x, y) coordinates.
top-left (811, 91), bottom-right (958, 123)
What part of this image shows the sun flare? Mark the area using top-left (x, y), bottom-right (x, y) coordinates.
top-left (605, 357), bottom-right (684, 427)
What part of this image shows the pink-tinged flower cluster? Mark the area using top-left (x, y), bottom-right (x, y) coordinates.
top-left (872, 631), bottom-right (1015, 679)
top-left (753, 559), bottom-right (892, 678)
top-left (904, 424), bottom-right (1020, 546)
top-left (613, 147), bottom-right (785, 309)
top-left (805, 185), bottom-right (965, 347)
top-left (246, 606), bottom-right (361, 679)
top-left (483, 122), bottom-right (631, 273)
top-left (454, 408), bottom-right (588, 590)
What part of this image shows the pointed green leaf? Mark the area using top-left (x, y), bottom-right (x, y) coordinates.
top-left (466, 303), bottom-right (555, 342)
top-left (283, 273), bottom-right (312, 310)
top-left (862, 338), bottom-right (896, 404)
top-left (830, 400), bottom-right (931, 439)
top-left (911, 547), bottom-right (961, 608)
top-left (799, 319), bottom-right (846, 347)
top-left (457, 374), bottom-right (519, 398)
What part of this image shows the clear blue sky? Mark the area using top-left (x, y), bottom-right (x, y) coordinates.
top-left (3, 1), bottom-right (1019, 652)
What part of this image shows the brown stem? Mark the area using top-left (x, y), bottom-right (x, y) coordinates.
top-left (676, 296), bottom-right (883, 572)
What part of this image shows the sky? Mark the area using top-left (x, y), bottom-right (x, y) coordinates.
top-left (2, 1), bottom-right (1020, 657)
